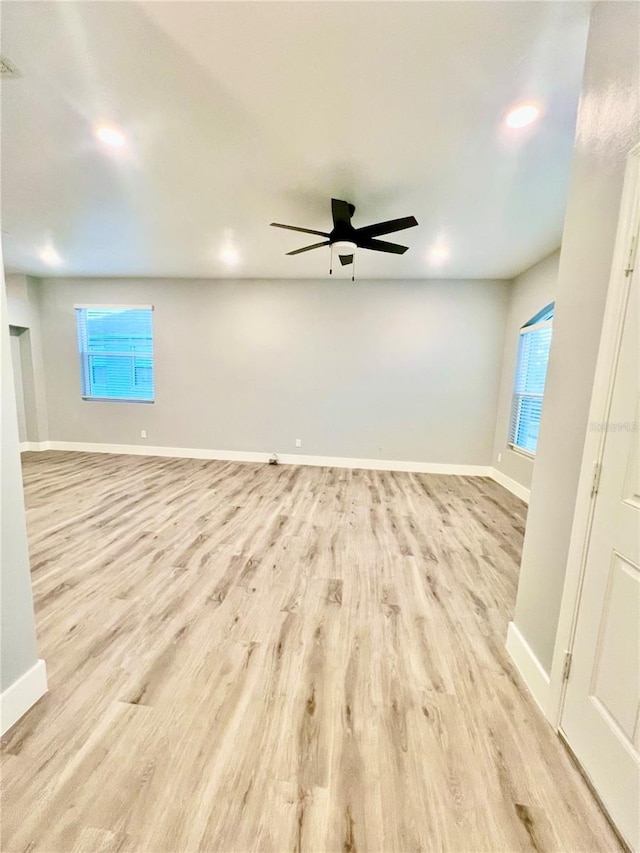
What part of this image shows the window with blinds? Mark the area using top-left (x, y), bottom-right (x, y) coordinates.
top-left (75, 306), bottom-right (154, 402)
top-left (509, 304), bottom-right (554, 455)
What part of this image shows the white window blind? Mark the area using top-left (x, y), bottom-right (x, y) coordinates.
top-left (509, 316), bottom-right (553, 455)
top-left (75, 306), bottom-right (154, 402)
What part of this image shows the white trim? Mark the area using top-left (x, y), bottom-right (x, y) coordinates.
top-left (0, 659), bottom-right (48, 736)
top-left (29, 441), bottom-right (492, 476)
top-left (490, 468), bottom-right (531, 503)
top-left (18, 441), bottom-right (535, 499)
top-left (520, 318), bottom-right (553, 335)
top-left (20, 441), bottom-right (49, 452)
top-left (73, 304), bottom-right (154, 310)
top-left (507, 443), bottom-right (536, 462)
top-left (548, 143), bottom-right (640, 728)
top-left (81, 397), bottom-right (155, 404)
top-left (506, 622), bottom-right (551, 716)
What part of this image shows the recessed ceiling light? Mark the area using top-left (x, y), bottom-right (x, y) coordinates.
top-left (505, 103), bottom-right (540, 130)
top-left (94, 125), bottom-right (127, 148)
top-left (429, 244), bottom-right (450, 265)
top-left (220, 247), bottom-right (239, 266)
top-left (39, 244), bottom-right (62, 266)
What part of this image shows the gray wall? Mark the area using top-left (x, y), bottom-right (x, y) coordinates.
top-left (1, 269), bottom-right (40, 692)
top-left (39, 277), bottom-right (510, 464)
top-left (6, 274), bottom-right (49, 443)
top-left (513, 0), bottom-right (640, 673)
top-left (492, 250), bottom-right (559, 490)
top-left (10, 330), bottom-right (27, 442)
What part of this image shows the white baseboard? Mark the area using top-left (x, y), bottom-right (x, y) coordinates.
top-left (21, 441), bottom-right (534, 504)
top-left (27, 440), bottom-right (493, 477)
top-left (0, 659), bottom-right (48, 736)
top-left (48, 440), bottom-right (270, 464)
top-left (506, 622), bottom-right (551, 718)
top-left (490, 468), bottom-right (531, 504)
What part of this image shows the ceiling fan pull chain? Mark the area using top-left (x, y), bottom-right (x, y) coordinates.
top-left (330, 242), bottom-right (333, 275)
top-left (352, 251), bottom-right (356, 282)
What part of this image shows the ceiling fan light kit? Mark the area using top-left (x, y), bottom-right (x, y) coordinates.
top-left (331, 241), bottom-right (357, 279)
top-left (270, 198), bottom-right (418, 281)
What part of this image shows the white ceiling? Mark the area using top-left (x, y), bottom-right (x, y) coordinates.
top-left (1, 1), bottom-right (590, 280)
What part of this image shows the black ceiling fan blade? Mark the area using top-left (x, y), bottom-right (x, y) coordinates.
top-left (270, 223), bottom-right (330, 238)
top-left (357, 237), bottom-right (408, 255)
top-left (339, 254), bottom-right (354, 266)
top-left (331, 198), bottom-right (355, 228)
top-left (355, 215), bottom-right (418, 240)
top-left (286, 240), bottom-right (330, 256)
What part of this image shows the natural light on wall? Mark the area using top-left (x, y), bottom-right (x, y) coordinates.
top-left (509, 303), bottom-right (554, 455)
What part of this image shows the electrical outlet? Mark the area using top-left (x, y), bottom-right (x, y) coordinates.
top-left (141, 430), bottom-right (147, 439)
top-left (295, 439), bottom-right (302, 448)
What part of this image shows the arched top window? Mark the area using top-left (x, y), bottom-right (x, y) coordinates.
top-left (509, 303), bottom-right (554, 455)
top-left (522, 302), bottom-right (554, 327)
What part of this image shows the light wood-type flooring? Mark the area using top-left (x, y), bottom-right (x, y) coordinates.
top-left (2, 452), bottom-right (620, 852)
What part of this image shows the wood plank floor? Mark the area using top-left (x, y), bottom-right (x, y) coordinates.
top-left (1, 452), bottom-right (619, 852)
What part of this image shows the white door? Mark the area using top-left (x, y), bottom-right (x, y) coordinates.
top-left (560, 221), bottom-right (640, 849)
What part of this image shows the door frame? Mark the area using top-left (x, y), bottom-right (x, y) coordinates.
top-left (547, 141), bottom-right (640, 728)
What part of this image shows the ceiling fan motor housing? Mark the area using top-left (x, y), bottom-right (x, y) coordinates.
top-left (270, 198), bottom-right (418, 269)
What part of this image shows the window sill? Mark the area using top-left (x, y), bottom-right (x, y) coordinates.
top-left (82, 397), bottom-right (155, 404)
top-left (508, 444), bottom-right (536, 461)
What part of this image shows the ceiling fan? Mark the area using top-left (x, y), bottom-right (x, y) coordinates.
top-left (270, 198), bottom-right (418, 279)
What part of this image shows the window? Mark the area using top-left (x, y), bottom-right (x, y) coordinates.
top-left (509, 303), bottom-right (554, 455)
top-left (75, 306), bottom-right (154, 402)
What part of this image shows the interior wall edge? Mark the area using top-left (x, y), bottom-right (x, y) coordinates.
top-left (0, 658), bottom-right (47, 737)
top-left (505, 621), bottom-right (552, 720)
